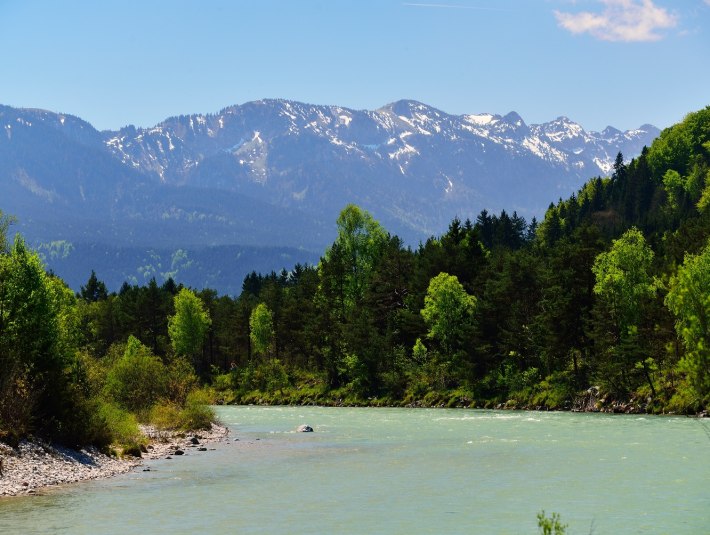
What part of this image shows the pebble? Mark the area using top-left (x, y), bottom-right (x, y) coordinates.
top-left (0, 423), bottom-right (229, 497)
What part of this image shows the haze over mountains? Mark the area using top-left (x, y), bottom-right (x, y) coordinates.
top-left (0, 99), bottom-right (659, 293)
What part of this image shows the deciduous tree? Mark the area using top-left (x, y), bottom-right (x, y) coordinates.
top-left (665, 242), bottom-right (710, 401)
top-left (168, 288), bottom-right (211, 366)
top-left (591, 228), bottom-right (656, 392)
top-left (249, 303), bottom-right (274, 358)
top-left (421, 272), bottom-right (476, 360)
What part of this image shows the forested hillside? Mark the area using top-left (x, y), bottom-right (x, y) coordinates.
top-left (1, 107), bottom-right (708, 448)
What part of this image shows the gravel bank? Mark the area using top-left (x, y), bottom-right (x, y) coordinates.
top-left (0, 423), bottom-right (229, 497)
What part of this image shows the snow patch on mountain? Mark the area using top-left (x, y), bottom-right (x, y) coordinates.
top-left (1, 99), bottom-right (657, 229)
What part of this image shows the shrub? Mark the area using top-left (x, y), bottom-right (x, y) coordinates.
top-left (98, 401), bottom-right (142, 445)
top-left (212, 373), bottom-right (235, 392)
top-left (234, 360), bottom-right (290, 394)
top-left (530, 371), bottom-right (576, 409)
top-left (180, 390), bottom-right (215, 430)
top-left (666, 377), bottom-right (702, 414)
top-left (537, 510), bottom-right (567, 535)
top-left (166, 356), bottom-right (199, 405)
top-left (148, 390), bottom-right (214, 431)
top-left (104, 336), bottom-right (167, 413)
top-left (148, 402), bottom-right (183, 429)
top-left (0, 368), bottom-right (35, 446)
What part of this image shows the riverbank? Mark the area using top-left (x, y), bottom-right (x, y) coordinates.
top-left (225, 385), bottom-right (708, 416)
top-left (0, 423), bottom-right (229, 498)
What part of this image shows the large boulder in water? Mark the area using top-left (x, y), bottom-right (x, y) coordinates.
top-left (296, 424), bottom-right (313, 433)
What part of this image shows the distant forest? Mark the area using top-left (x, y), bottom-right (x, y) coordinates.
top-left (1, 107), bottom-right (709, 448)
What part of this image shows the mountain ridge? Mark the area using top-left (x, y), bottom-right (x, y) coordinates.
top-left (0, 99), bottom-right (659, 291)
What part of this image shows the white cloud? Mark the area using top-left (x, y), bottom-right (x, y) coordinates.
top-left (554, 0), bottom-right (678, 42)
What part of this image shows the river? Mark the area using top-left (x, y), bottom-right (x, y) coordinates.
top-left (1, 407), bottom-right (708, 534)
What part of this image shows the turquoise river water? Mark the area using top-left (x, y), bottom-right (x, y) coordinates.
top-left (0, 407), bottom-right (708, 534)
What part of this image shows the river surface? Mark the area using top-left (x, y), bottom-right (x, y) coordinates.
top-left (1, 407), bottom-right (708, 534)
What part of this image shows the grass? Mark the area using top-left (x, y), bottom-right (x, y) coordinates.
top-left (147, 390), bottom-right (215, 431)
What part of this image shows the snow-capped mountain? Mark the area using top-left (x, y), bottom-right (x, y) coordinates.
top-left (99, 99), bottom-right (657, 238)
top-left (0, 100), bottom-right (658, 291)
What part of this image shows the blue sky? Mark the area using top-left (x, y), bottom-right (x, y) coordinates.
top-left (1, 0), bottom-right (708, 132)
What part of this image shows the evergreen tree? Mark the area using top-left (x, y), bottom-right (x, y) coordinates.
top-left (79, 270), bottom-right (108, 302)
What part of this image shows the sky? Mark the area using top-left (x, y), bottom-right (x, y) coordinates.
top-left (0, 0), bottom-right (708, 132)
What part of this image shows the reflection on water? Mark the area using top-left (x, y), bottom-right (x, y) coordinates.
top-left (0, 407), bottom-right (708, 534)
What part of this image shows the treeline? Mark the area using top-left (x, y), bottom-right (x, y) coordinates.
top-left (2, 107), bottom-right (709, 449)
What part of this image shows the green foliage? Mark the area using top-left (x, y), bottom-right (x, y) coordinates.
top-left (421, 272), bottom-right (476, 357)
top-left (148, 402), bottom-right (183, 429)
top-left (80, 270), bottom-right (108, 302)
top-left (95, 401), bottom-right (142, 447)
top-left (666, 375), bottom-right (703, 414)
top-left (0, 225), bottom-right (213, 447)
top-left (181, 389), bottom-right (216, 430)
top-left (663, 169), bottom-right (685, 210)
top-left (412, 338), bottom-right (428, 363)
top-left (165, 356), bottom-right (199, 406)
top-left (647, 107), bottom-right (710, 181)
top-left (530, 371), bottom-right (576, 409)
top-left (249, 302), bottom-right (274, 357)
top-left (537, 510), bottom-right (567, 535)
top-left (104, 336), bottom-right (167, 413)
top-left (592, 227), bottom-right (656, 331)
top-left (591, 226), bottom-right (657, 394)
top-left (698, 173), bottom-right (710, 212)
top-left (665, 242), bottom-right (710, 402)
top-left (0, 236), bottom-right (78, 439)
top-left (322, 203), bottom-right (388, 313)
top-left (212, 372), bottom-right (236, 392)
top-left (233, 359), bottom-right (290, 393)
top-left (168, 287), bottom-right (211, 360)
top-left (0, 209), bottom-right (15, 253)
top-left (0, 367), bottom-right (35, 444)
top-left (148, 389), bottom-right (214, 430)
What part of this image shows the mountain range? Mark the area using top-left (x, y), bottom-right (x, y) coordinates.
top-left (0, 99), bottom-right (659, 293)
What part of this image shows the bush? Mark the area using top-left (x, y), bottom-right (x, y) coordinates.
top-left (97, 401), bottom-right (142, 446)
top-left (213, 372), bottom-right (235, 392)
top-left (537, 510), bottom-right (567, 535)
top-left (666, 377), bottom-right (702, 414)
top-left (104, 336), bottom-right (167, 413)
top-left (180, 390), bottom-right (215, 430)
top-left (148, 402), bottom-right (183, 429)
top-left (69, 399), bottom-right (145, 454)
top-left (234, 359), bottom-right (290, 393)
top-left (166, 356), bottom-right (199, 405)
top-left (0, 368), bottom-right (36, 446)
top-left (148, 390), bottom-right (215, 431)
top-left (530, 371), bottom-right (576, 409)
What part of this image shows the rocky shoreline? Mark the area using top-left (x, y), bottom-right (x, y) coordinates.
top-left (0, 423), bottom-right (229, 498)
